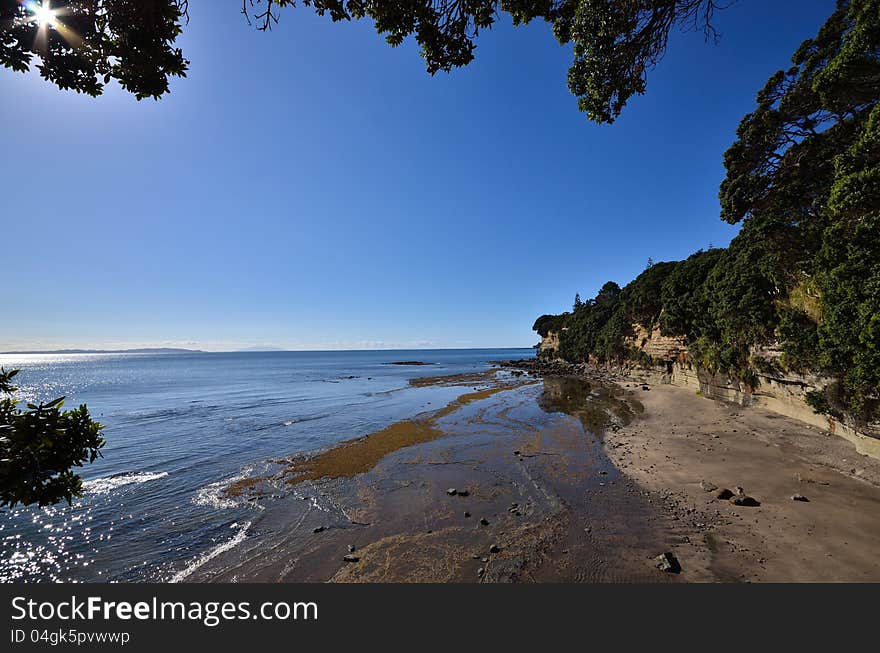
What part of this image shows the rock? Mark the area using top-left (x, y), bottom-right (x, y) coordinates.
top-left (446, 488), bottom-right (457, 496)
top-left (313, 526), bottom-right (326, 533)
top-left (513, 450), bottom-right (521, 456)
top-left (479, 518), bottom-right (490, 526)
top-left (734, 486), bottom-right (746, 496)
top-left (653, 551), bottom-right (681, 573)
top-left (730, 495), bottom-right (761, 507)
top-left (489, 544), bottom-right (500, 554)
top-left (791, 494), bottom-right (810, 502)
top-left (700, 480), bottom-right (718, 492)
top-left (456, 489), bottom-right (470, 497)
top-left (477, 567), bottom-right (485, 577)
top-left (348, 544), bottom-right (356, 553)
top-left (343, 554), bottom-right (360, 563)
top-left (716, 488), bottom-right (734, 500)
top-left (464, 512), bottom-right (471, 518)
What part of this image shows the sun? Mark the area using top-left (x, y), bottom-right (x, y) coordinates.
top-left (29, 1), bottom-right (58, 28)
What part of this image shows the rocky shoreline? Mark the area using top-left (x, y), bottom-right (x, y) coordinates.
top-left (190, 360), bottom-right (880, 583)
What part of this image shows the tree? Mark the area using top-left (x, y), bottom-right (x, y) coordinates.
top-left (0, 0), bottom-right (189, 99)
top-left (2, 0), bottom-right (731, 120)
top-left (0, 368), bottom-right (106, 508)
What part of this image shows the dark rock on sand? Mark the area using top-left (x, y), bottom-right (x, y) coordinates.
top-left (480, 518), bottom-right (490, 526)
top-left (654, 551), bottom-right (681, 573)
top-left (457, 489), bottom-right (470, 497)
top-left (348, 544), bottom-right (356, 553)
top-left (313, 526), bottom-right (326, 533)
top-left (791, 494), bottom-right (810, 502)
top-left (343, 554), bottom-right (360, 563)
top-left (489, 544), bottom-right (501, 554)
top-left (464, 511), bottom-right (471, 518)
top-left (447, 488), bottom-right (457, 496)
top-left (716, 488), bottom-right (735, 500)
top-left (730, 495), bottom-right (761, 507)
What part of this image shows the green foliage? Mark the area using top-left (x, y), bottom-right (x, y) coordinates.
top-left (659, 249), bottom-right (723, 337)
top-left (0, 0), bottom-right (189, 99)
top-left (536, 1), bottom-right (880, 419)
top-left (0, 368), bottom-right (105, 508)
top-left (532, 313), bottom-right (567, 336)
top-left (2, 0), bottom-right (731, 120)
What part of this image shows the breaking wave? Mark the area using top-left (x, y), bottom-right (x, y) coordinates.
top-left (83, 471), bottom-right (169, 495)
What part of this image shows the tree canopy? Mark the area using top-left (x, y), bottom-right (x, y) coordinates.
top-left (2, 0), bottom-right (730, 121)
top-left (0, 368), bottom-right (105, 508)
top-left (537, 0), bottom-right (880, 425)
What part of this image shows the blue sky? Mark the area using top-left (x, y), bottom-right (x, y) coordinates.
top-left (0, 0), bottom-right (835, 351)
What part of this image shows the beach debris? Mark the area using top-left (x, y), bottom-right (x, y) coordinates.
top-left (653, 551), bottom-right (681, 574)
top-left (479, 518), bottom-right (490, 526)
top-left (791, 494), bottom-right (810, 502)
top-left (343, 554), bottom-right (360, 563)
top-left (489, 544), bottom-right (500, 554)
top-left (313, 526), bottom-right (326, 533)
top-left (716, 488), bottom-right (735, 500)
top-left (446, 488), bottom-right (457, 496)
top-left (700, 480), bottom-right (718, 492)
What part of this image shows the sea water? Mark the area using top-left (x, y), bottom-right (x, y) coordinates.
top-left (0, 348), bottom-right (532, 582)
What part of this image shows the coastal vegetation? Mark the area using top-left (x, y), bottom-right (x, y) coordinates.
top-left (4, 0), bottom-right (731, 121)
top-left (533, 1), bottom-right (880, 426)
top-left (0, 368), bottom-right (105, 508)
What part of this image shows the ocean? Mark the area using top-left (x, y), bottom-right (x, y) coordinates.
top-left (0, 348), bottom-right (533, 583)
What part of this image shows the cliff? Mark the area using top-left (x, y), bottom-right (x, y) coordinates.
top-left (629, 326), bottom-right (880, 459)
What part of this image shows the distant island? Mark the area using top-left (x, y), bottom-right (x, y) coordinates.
top-left (0, 348), bottom-right (204, 355)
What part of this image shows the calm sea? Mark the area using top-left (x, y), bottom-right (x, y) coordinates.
top-left (0, 348), bottom-right (533, 582)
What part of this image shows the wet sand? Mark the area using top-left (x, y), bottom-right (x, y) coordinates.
top-left (190, 368), bottom-right (880, 583)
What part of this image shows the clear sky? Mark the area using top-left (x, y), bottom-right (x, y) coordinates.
top-left (0, 0), bottom-right (836, 352)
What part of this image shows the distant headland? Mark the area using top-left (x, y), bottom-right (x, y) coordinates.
top-left (0, 348), bottom-right (204, 355)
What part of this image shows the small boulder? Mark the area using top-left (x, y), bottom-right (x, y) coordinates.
top-left (456, 489), bottom-right (470, 497)
top-left (446, 488), bottom-right (457, 496)
top-left (791, 494), bottom-right (810, 502)
top-left (313, 526), bottom-right (326, 533)
top-left (464, 511), bottom-right (471, 518)
top-left (730, 495), bottom-right (761, 507)
top-left (489, 544), bottom-right (500, 554)
top-left (343, 554), bottom-right (359, 563)
top-left (348, 544), bottom-right (356, 553)
top-left (479, 518), bottom-right (490, 526)
top-left (716, 488), bottom-right (734, 500)
top-left (700, 480), bottom-right (718, 492)
top-left (653, 551), bottom-right (681, 574)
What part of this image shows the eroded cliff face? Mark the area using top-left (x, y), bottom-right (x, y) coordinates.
top-left (632, 328), bottom-right (880, 458)
top-left (538, 330), bottom-right (561, 357)
top-left (626, 323), bottom-right (688, 363)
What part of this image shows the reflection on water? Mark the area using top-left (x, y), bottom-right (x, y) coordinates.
top-left (538, 376), bottom-right (641, 434)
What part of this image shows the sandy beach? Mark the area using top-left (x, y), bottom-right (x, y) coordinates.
top-left (192, 366), bottom-right (880, 583)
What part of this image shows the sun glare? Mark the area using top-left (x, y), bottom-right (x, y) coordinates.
top-left (29, 2), bottom-right (58, 28)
